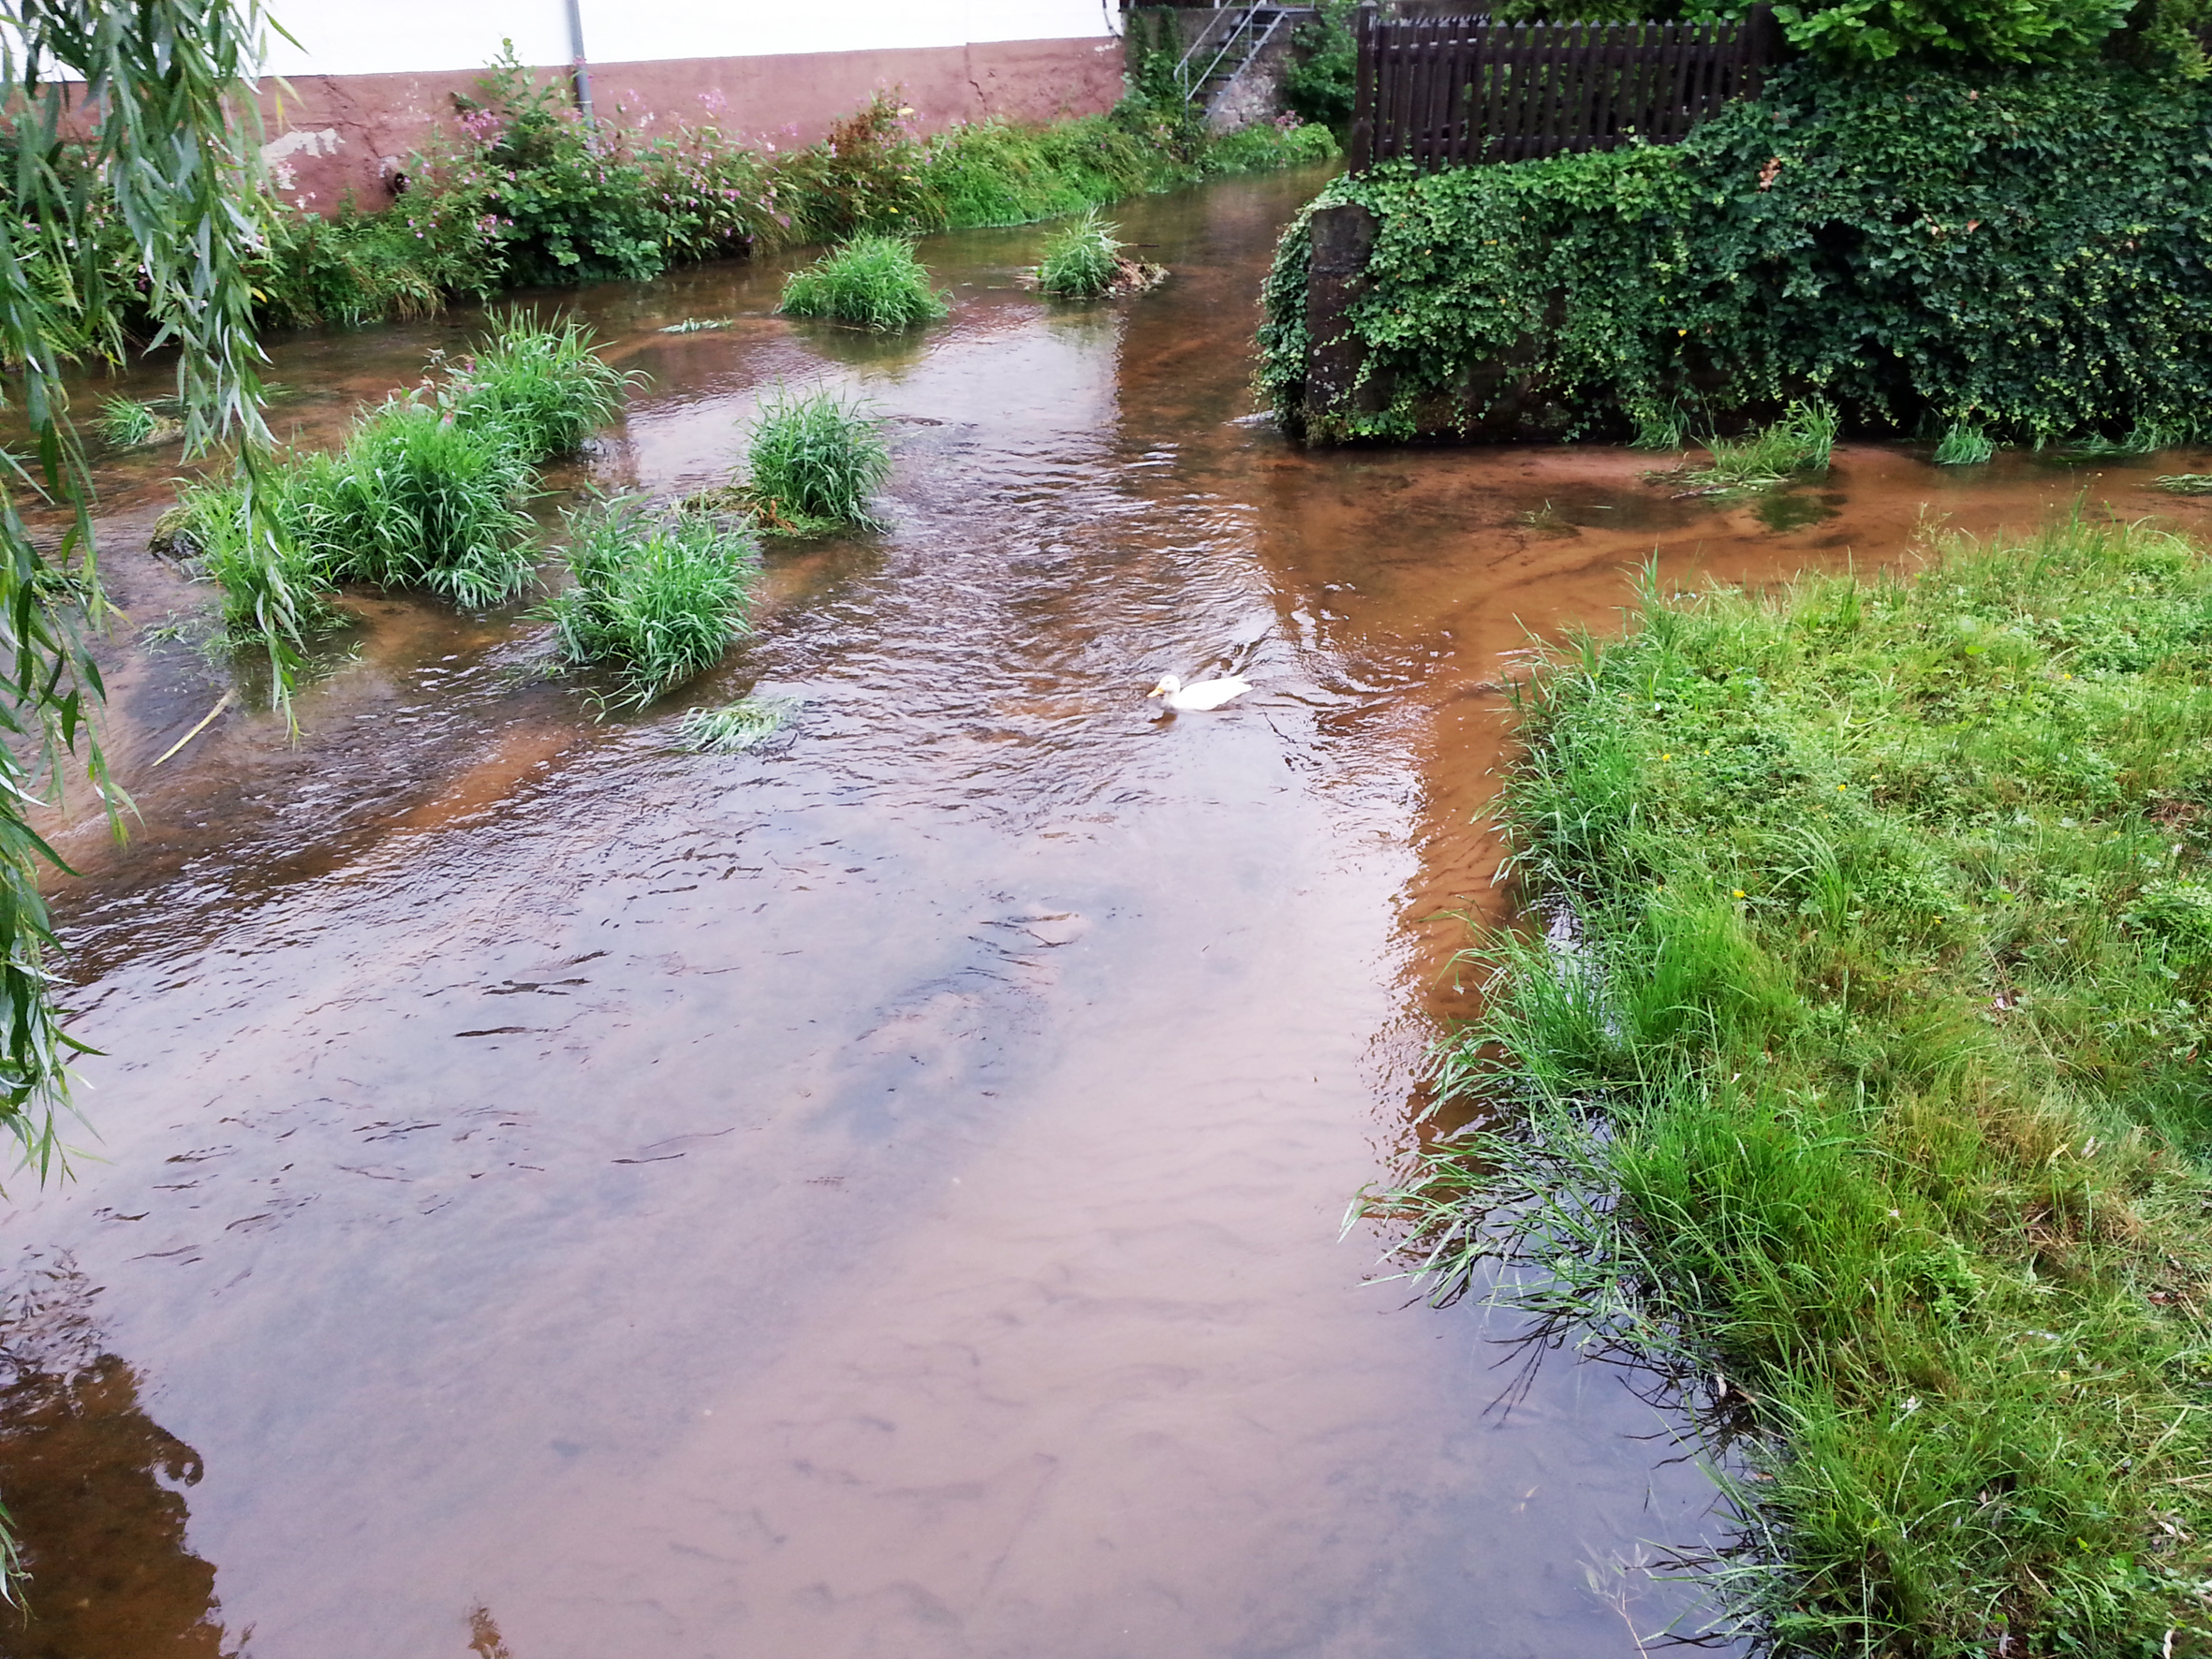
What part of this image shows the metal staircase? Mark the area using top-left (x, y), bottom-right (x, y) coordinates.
top-left (1173, 7), bottom-right (1294, 113)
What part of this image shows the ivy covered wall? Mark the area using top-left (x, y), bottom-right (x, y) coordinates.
top-left (1260, 60), bottom-right (2212, 445)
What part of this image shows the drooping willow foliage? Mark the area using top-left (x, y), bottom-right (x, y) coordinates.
top-left (0, 0), bottom-right (274, 1190)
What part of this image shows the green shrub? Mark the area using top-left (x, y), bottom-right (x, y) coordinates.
top-left (446, 310), bottom-right (636, 460)
top-left (292, 401), bottom-right (537, 609)
top-left (925, 113), bottom-right (1166, 228)
top-left (447, 51), bottom-right (667, 286)
top-left (543, 495), bottom-right (759, 708)
top-left (778, 235), bottom-right (949, 331)
top-left (223, 77), bottom-right (1331, 333)
top-left (771, 94), bottom-right (938, 244)
top-left (1283, 0), bottom-right (1360, 128)
top-left (1478, 0), bottom-right (2150, 65)
top-left (744, 387), bottom-right (892, 532)
top-left (1261, 60), bottom-right (2212, 444)
top-left (254, 204), bottom-right (470, 329)
top-left (1037, 210), bottom-right (1121, 298)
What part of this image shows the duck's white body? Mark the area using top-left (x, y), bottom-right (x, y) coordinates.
top-left (1147, 672), bottom-right (1252, 712)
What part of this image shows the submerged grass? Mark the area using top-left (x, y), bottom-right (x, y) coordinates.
top-left (778, 235), bottom-right (949, 332)
top-left (741, 387), bottom-right (891, 534)
top-left (542, 494), bottom-right (759, 710)
top-left (1372, 517), bottom-right (2212, 1655)
top-left (675, 694), bottom-right (798, 752)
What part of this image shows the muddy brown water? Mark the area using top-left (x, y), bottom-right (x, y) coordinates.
top-left (0, 166), bottom-right (2197, 1659)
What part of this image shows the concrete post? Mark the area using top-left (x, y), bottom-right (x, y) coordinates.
top-left (1305, 201), bottom-right (1377, 432)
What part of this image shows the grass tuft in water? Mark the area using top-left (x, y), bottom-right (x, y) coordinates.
top-left (2154, 474), bottom-right (2212, 494)
top-left (1676, 399), bottom-right (1836, 492)
top-left (542, 494), bottom-right (759, 710)
top-left (1934, 419), bottom-right (1996, 466)
top-left (168, 464), bottom-right (347, 641)
top-left (675, 694), bottom-right (799, 752)
top-left (777, 235), bottom-right (949, 331)
top-left (658, 317), bottom-right (734, 333)
top-left (292, 400), bottom-right (538, 609)
top-left (742, 387), bottom-right (892, 534)
top-left (445, 310), bottom-right (638, 462)
top-left (96, 396), bottom-right (171, 448)
top-left (1037, 210), bottom-right (1122, 299)
top-left (1364, 517), bottom-right (2212, 1654)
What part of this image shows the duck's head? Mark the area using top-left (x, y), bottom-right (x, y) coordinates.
top-left (1145, 674), bottom-right (1182, 698)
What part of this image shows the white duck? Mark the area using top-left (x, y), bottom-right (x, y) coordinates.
top-left (1147, 672), bottom-right (1252, 712)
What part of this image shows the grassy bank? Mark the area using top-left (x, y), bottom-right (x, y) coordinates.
top-left (1260, 59), bottom-right (2212, 446)
top-left (253, 65), bottom-right (1334, 332)
top-left (1381, 518), bottom-right (2212, 1653)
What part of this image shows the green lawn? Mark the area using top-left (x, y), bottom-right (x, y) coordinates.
top-left (1385, 515), bottom-right (2212, 1656)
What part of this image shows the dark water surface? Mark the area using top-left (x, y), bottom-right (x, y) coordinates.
top-left (0, 166), bottom-right (2194, 1659)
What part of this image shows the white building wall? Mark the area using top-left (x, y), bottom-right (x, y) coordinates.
top-left (259, 0), bottom-right (1113, 80)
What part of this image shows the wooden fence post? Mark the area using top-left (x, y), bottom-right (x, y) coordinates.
top-left (1350, 2), bottom-right (1380, 172)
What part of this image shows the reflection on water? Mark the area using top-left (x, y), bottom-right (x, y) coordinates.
top-left (0, 163), bottom-right (2201, 1658)
top-left (0, 1256), bottom-right (230, 1658)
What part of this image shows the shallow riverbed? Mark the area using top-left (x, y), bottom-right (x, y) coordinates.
top-left (0, 164), bottom-right (2199, 1659)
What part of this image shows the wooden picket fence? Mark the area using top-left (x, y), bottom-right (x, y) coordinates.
top-left (1349, 6), bottom-right (1783, 172)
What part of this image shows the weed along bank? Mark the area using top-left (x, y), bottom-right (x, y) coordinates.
top-left (252, 0), bottom-right (1128, 211)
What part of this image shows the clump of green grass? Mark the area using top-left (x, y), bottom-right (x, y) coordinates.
top-left (166, 462), bottom-right (347, 641)
top-left (1934, 419), bottom-right (1996, 466)
top-left (542, 495), bottom-right (759, 709)
top-left (1366, 518), bottom-right (2212, 1654)
top-left (2154, 474), bottom-right (2212, 494)
top-left (96, 396), bottom-right (173, 447)
top-left (777, 235), bottom-right (949, 331)
top-left (1628, 400), bottom-right (1691, 452)
top-left (290, 400), bottom-right (537, 609)
top-left (446, 310), bottom-right (637, 461)
top-left (1674, 399), bottom-right (1836, 492)
top-left (742, 387), bottom-right (891, 533)
top-left (658, 317), bottom-right (733, 333)
top-left (676, 694), bottom-right (798, 752)
top-left (1037, 210), bottom-right (1121, 299)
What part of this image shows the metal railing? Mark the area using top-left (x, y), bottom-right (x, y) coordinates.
top-left (1174, 6), bottom-right (1290, 101)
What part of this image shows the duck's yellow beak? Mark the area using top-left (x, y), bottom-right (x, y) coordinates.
top-left (1144, 686), bottom-right (1164, 697)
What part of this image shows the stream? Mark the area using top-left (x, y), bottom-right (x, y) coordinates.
top-left (0, 163), bottom-right (2194, 1659)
